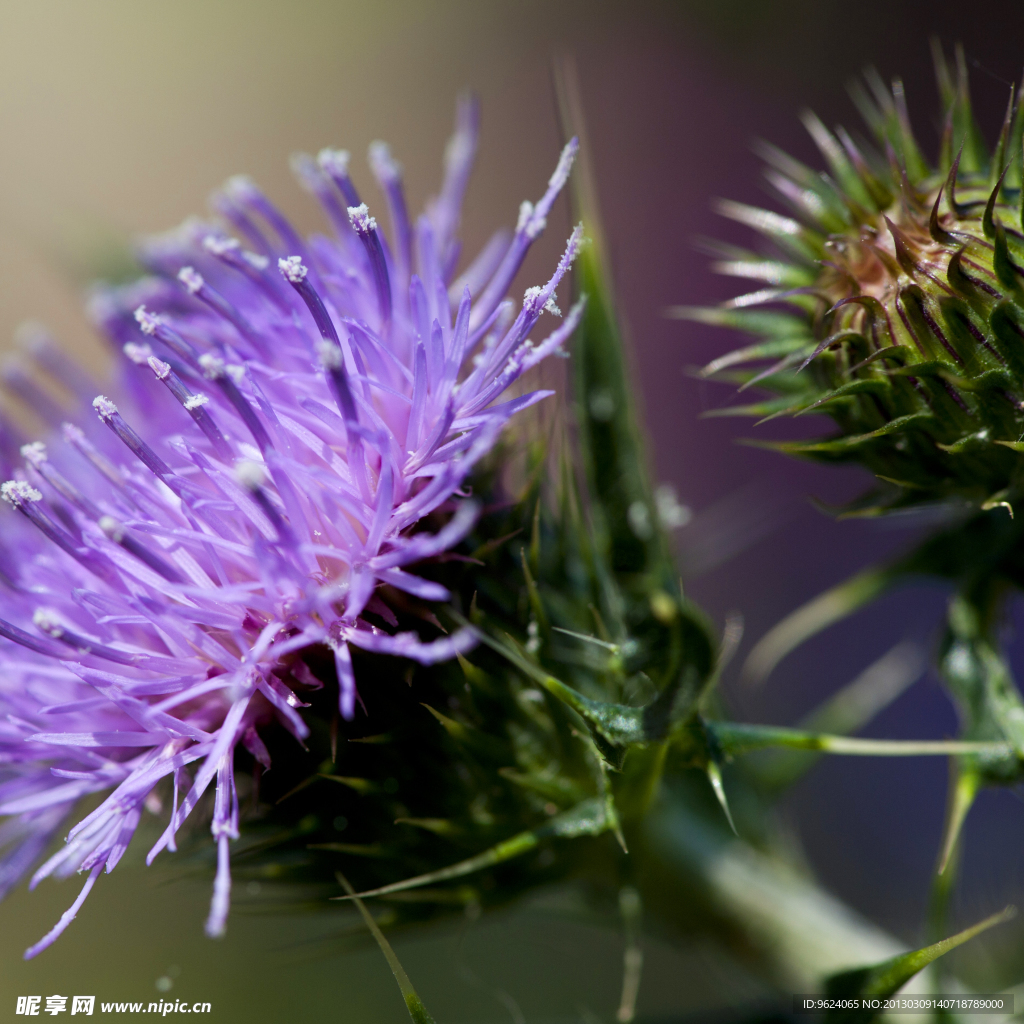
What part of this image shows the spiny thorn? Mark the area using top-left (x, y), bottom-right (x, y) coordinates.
top-left (706, 760), bottom-right (738, 836)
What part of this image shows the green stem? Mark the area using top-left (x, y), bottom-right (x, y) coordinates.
top-left (644, 791), bottom-right (912, 991)
top-left (709, 721), bottom-right (1011, 758)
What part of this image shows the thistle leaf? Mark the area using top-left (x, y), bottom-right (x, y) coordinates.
top-left (477, 626), bottom-right (712, 749)
top-left (935, 765), bottom-right (980, 877)
top-left (752, 642), bottom-right (925, 792)
top-left (333, 797), bottom-right (610, 902)
top-left (556, 59), bottom-right (718, 721)
top-left (824, 905), bottom-right (1016, 1024)
top-left (700, 336), bottom-right (810, 376)
top-left (336, 871), bottom-right (437, 1024)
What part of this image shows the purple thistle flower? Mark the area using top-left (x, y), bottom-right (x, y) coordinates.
top-left (0, 98), bottom-right (584, 956)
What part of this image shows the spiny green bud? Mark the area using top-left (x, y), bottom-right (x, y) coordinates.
top-left (680, 42), bottom-right (1024, 516)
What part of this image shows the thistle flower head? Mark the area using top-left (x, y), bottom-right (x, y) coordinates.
top-left (685, 43), bottom-right (1024, 516)
top-left (0, 97), bottom-right (583, 955)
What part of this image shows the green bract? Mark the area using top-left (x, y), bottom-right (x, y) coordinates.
top-left (681, 42), bottom-right (1024, 516)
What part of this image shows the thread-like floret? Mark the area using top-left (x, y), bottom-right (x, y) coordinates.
top-left (224, 174), bottom-right (259, 202)
top-left (0, 102), bottom-right (585, 961)
top-left (368, 140), bottom-right (401, 182)
top-left (516, 201), bottom-right (534, 234)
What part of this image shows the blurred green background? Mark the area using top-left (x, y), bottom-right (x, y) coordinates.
top-left (2, 1), bottom-right (1024, 1020)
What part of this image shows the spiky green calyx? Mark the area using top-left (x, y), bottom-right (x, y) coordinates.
top-left (197, 220), bottom-right (719, 938)
top-left (681, 43), bottom-right (1024, 516)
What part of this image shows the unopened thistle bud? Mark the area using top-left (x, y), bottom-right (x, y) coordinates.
top-left (681, 43), bottom-right (1024, 516)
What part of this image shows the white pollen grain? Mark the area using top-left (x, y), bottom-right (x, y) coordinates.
top-left (93, 396), bottom-right (118, 419)
top-left (20, 442), bottom-right (47, 467)
top-left (123, 342), bottom-right (153, 365)
top-left (235, 461), bottom-right (266, 490)
top-left (1, 480), bottom-right (41, 504)
top-left (347, 204), bottom-right (377, 234)
top-left (203, 235), bottom-right (240, 256)
top-left (134, 305), bottom-right (161, 335)
top-left (32, 608), bottom-right (63, 636)
top-left (278, 256), bottom-right (307, 283)
top-left (198, 354), bottom-right (225, 380)
top-left (147, 357), bottom-right (171, 380)
top-left (177, 267), bottom-right (204, 295)
top-left (317, 148), bottom-right (351, 177)
top-left (316, 339), bottom-right (342, 370)
top-left (98, 516), bottom-right (125, 542)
